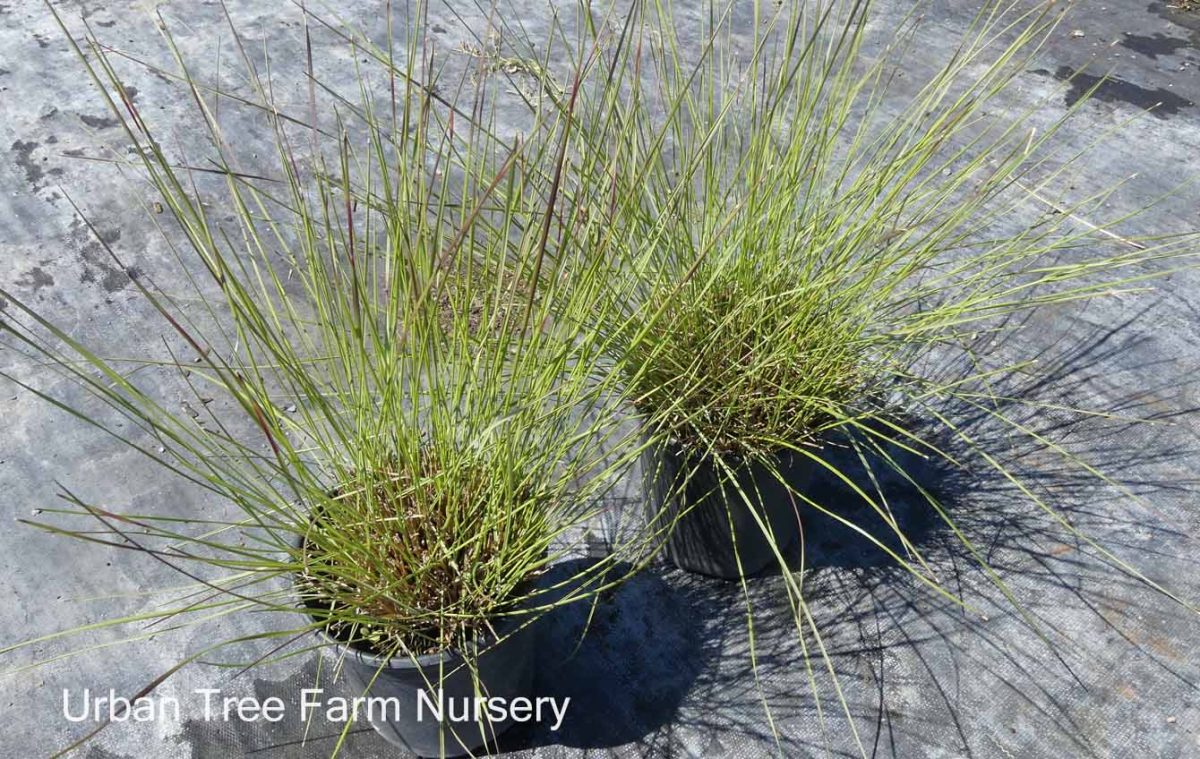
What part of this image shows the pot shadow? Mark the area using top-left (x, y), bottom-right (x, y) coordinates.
top-left (779, 421), bottom-right (957, 574)
top-left (494, 559), bottom-right (719, 752)
top-left (775, 298), bottom-right (1200, 580)
top-left (496, 558), bottom-right (816, 757)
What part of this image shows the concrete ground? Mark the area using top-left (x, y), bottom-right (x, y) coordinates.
top-left (2, 0), bottom-right (1200, 757)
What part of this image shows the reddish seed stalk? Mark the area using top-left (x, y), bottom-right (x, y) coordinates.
top-left (343, 132), bottom-right (361, 326)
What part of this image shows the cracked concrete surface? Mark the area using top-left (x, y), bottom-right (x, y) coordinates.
top-left (2, 0), bottom-right (1200, 757)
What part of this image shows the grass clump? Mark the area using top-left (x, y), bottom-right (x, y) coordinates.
top-left (0, 4), bottom-right (647, 754)
top-left (626, 257), bottom-right (871, 458)
top-left (299, 446), bottom-right (552, 656)
top-left (567, 0), bottom-right (1196, 482)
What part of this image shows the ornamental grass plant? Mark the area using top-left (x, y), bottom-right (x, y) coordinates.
top-left (508, 0), bottom-right (1199, 746)
top-left (576, 0), bottom-right (1196, 561)
top-left (0, 3), bottom-right (652, 755)
top-left (576, 0), bottom-right (1196, 462)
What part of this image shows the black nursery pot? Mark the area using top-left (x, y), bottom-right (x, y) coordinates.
top-left (295, 533), bottom-right (536, 757)
top-left (645, 440), bottom-right (815, 579)
top-left (319, 619), bottom-right (535, 757)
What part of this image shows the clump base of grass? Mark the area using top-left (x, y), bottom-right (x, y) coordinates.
top-left (296, 451), bottom-right (547, 658)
